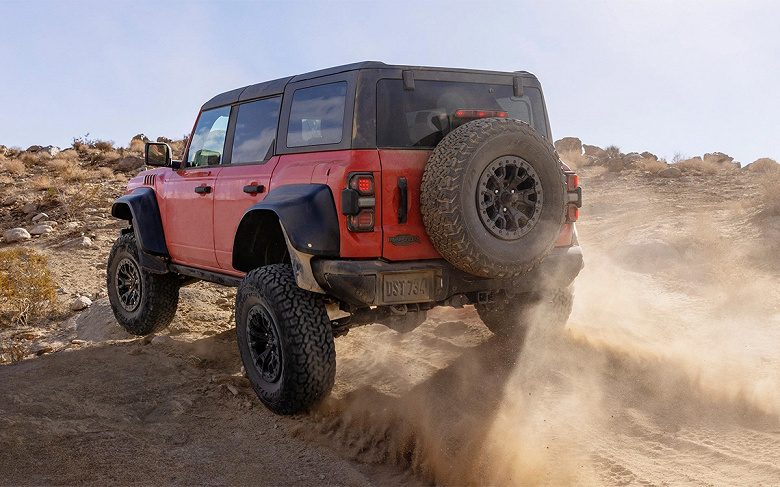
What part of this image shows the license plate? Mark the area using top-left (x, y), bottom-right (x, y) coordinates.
top-left (380, 272), bottom-right (434, 304)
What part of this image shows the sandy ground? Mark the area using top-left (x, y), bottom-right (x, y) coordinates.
top-left (2, 165), bottom-right (779, 485)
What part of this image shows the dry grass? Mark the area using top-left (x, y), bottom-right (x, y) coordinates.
top-left (48, 159), bottom-right (92, 182)
top-left (57, 182), bottom-right (106, 220)
top-left (559, 150), bottom-right (591, 170)
top-left (0, 248), bottom-right (57, 326)
top-left (2, 158), bottom-right (26, 175)
top-left (636, 158), bottom-right (668, 174)
top-left (675, 156), bottom-right (735, 175)
top-left (97, 166), bottom-right (116, 179)
top-left (94, 140), bottom-right (115, 152)
top-left (31, 174), bottom-right (55, 191)
top-left (129, 138), bottom-right (145, 153)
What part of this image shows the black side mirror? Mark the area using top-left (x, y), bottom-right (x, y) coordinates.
top-left (145, 142), bottom-right (171, 167)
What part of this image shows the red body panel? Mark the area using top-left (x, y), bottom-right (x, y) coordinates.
top-left (213, 157), bottom-right (280, 271)
top-left (377, 150), bottom-right (441, 261)
top-left (158, 167), bottom-right (223, 269)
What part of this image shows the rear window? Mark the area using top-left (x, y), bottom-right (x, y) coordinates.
top-left (286, 82), bottom-right (347, 148)
top-left (376, 80), bottom-right (548, 148)
top-left (231, 96), bottom-right (281, 164)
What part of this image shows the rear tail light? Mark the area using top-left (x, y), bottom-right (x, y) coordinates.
top-left (566, 173), bottom-right (578, 191)
top-left (343, 172), bottom-right (376, 232)
top-left (348, 209), bottom-right (375, 232)
top-left (566, 204), bottom-right (579, 222)
top-left (348, 174), bottom-right (374, 195)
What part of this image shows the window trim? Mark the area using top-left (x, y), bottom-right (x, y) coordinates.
top-left (182, 105), bottom-right (233, 169)
top-left (277, 71), bottom-right (357, 155)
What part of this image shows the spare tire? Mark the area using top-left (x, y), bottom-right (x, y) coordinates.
top-left (420, 118), bottom-right (566, 278)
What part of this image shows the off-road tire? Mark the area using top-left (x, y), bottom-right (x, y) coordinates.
top-left (235, 264), bottom-right (336, 415)
top-left (106, 232), bottom-right (179, 335)
top-left (421, 118), bottom-right (566, 278)
top-left (476, 286), bottom-right (574, 339)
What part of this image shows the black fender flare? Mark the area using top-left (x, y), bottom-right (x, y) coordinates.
top-left (111, 187), bottom-right (169, 257)
top-left (232, 184), bottom-right (339, 272)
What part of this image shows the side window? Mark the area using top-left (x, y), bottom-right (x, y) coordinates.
top-left (286, 82), bottom-right (347, 148)
top-left (230, 97), bottom-right (281, 164)
top-left (186, 106), bottom-right (230, 167)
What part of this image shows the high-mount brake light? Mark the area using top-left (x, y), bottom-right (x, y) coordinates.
top-left (348, 174), bottom-right (375, 196)
top-left (454, 109), bottom-right (508, 119)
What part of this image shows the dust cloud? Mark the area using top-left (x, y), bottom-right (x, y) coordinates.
top-left (296, 169), bottom-right (780, 485)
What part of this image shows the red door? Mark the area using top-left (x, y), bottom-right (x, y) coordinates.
top-left (213, 158), bottom-right (280, 271)
top-left (160, 167), bottom-right (223, 270)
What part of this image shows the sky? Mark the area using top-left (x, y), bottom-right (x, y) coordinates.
top-left (0, 0), bottom-right (778, 165)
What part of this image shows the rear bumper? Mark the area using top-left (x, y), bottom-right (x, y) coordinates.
top-left (311, 246), bottom-right (584, 307)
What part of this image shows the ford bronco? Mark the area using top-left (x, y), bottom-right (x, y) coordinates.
top-left (107, 62), bottom-right (583, 414)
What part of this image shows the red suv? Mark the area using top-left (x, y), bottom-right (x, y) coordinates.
top-left (107, 62), bottom-right (583, 415)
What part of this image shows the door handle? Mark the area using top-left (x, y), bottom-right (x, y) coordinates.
top-left (243, 184), bottom-right (265, 194)
top-left (194, 186), bottom-right (212, 194)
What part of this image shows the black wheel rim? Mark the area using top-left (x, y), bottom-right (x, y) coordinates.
top-left (115, 257), bottom-right (142, 312)
top-left (477, 156), bottom-right (543, 240)
top-left (246, 304), bottom-right (282, 383)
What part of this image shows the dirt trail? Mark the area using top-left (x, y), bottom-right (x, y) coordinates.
top-left (2, 165), bottom-right (780, 485)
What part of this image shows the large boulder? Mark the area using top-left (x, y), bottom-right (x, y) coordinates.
top-left (116, 155), bottom-right (144, 172)
top-left (659, 166), bottom-right (682, 178)
top-left (3, 228), bottom-right (31, 243)
top-left (583, 144), bottom-right (607, 161)
top-left (554, 137), bottom-right (582, 154)
top-left (703, 152), bottom-right (739, 169)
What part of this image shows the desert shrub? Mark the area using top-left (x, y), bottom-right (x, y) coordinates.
top-left (32, 174), bottom-right (54, 191)
top-left (636, 158), bottom-right (668, 174)
top-left (2, 158), bottom-right (26, 175)
top-left (57, 182), bottom-right (104, 219)
top-left (94, 140), bottom-right (115, 152)
top-left (604, 145), bottom-right (622, 159)
top-left (129, 138), bottom-right (145, 153)
top-left (98, 166), bottom-right (115, 179)
top-left (48, 159), bottom-right (89, 182)
top-left (0, 248), bottom-right (57, 326)
top-left (675, 156), bottom-right (729, 175)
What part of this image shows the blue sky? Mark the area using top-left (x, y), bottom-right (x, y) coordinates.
top-left (1, 0), bottom-right (777, 165)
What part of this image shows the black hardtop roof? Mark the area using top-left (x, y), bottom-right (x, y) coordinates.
top-left (201, 62), bottom-right (537, 110)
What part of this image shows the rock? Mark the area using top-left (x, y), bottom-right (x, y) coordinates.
top-left (606, 158), bottom-right (624, 173)
top-left (70, 296), bottom-right (93, 311)
top-left (583, 144), bottom-right (607, 160)
top-left (26, 145), bottom-right (43, 153)
top-left (62, 221), bottom-right (81, 230)
top-left (554, 137), bottom-right (582, 154)
top-left (3, 228), bottom-right (31, 243)
top-left (658, 167), bottom-right (682, 178)
top-left (132, 134), bottom-right (150, 142)
top-left (116, 155), bottom-right (144, 172)
top-left (640, 151), bottom-right (658, 161)
top-left (29, 224), bottom-right (53, 235)
top-left (71, 339), bottom-right (88, 345)
top-left (215, 297), bottom-right (229, 306)
top-left (32, 212), bottom-right (49, 222)
top-left (61, 236), bottom-right (93, 248)
top-left (151, 335), bottom-right (174, 346)
top-left (2, 195), bottom-right (24, 206)
top-left (156, 136), bottom-right (172, 143)
top-left (21, 202), bottom-right (38, 214)
top-left (703, 152), bottom-right (733, 165)
top-left (41, 146), bottom-right (61, 157)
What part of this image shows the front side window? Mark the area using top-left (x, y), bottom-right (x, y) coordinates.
top-left (231, 97), bottom-right (281, 164)
top-left (376, 80), bottom-right (548, 148)
top-left (187, 106), bottom-right (230, 167)
top-left (287, 82), bottom-right (347, 147)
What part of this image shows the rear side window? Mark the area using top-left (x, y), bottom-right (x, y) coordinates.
top-left (187, 106), bottom-right (230, 167)
top-left (231, 97), bottom-right (281, 164)
top-left (286, 82), bottom-right (347, 147)
top-left (376, 80), bottom-right (548, 148)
